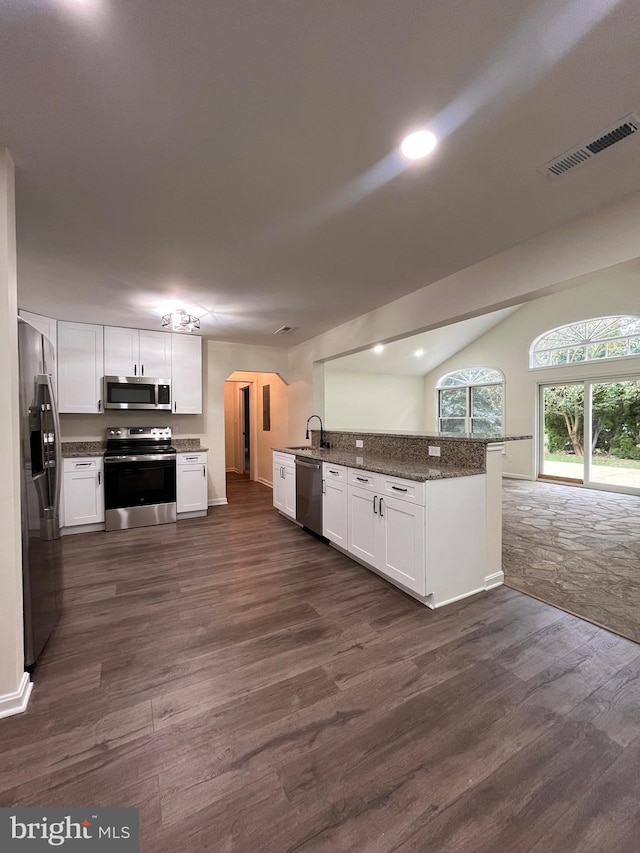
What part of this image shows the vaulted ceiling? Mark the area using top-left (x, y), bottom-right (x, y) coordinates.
top-left (2, 0), bottom-right (639, 346)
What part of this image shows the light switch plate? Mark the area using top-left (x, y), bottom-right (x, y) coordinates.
top-left (356, 439), bottom-right (364, 448)
top-left (428, 445), bottom-right (441, 457)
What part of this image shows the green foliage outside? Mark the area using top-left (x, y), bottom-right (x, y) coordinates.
top-left (544, 381), bottom-right (640, 462)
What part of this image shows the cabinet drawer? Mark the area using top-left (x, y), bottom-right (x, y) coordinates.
top-left (379, 475), bottom-right (425, 506)
top-left (348, 468), bottom-right (379, 492)
top-left (323, 462), bottom-right (347, 481)
top-left (273, 451), bottom-right (295, 469)
top-left (177, 452), bottom-right (206, 465)
top-left (63, 456), bottom-right (103, 473)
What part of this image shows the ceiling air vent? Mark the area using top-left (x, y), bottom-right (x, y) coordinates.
top-left (273, 325), bottom-right (293, 335)
top-left (539, 113), bottom-right (639, 178)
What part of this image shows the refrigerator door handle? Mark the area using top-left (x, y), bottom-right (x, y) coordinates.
top-left (44, 372), bottom-right (62, 521)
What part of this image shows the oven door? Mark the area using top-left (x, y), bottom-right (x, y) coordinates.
top-left (104, 456), bottom-right (176, 531)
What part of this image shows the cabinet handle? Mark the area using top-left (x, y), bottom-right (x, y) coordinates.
top-left (174, 401), bottom-right (177, 413)
top-left (98, 399), bottom-right (101, 412)
top-left (329, 469), bottom-right (339, 475)
top-left (75, 462), bottom-right (91, 467)
top-left (356, 476), bottom-right (369, 482)
top-left (281, 466), bottom-right (285, 478)
top-left (322, 479), bottom-right (326, 494)
top-left (98, 471), bottom-right (101, 485)
top-left (185, 456), bottom-right (197, 461)
top-left (391, 486), bottom-right (408, 492)
top-left (141, 364), bottom-right (144, 376)
top-left (379, 497), bottom-right (384, 517)
top-left (203, 465), bottom-right (206, 478)
top-left (373, 495), bottom-right (378, 515)
top-left (134, 364), bottom-right (137, 376)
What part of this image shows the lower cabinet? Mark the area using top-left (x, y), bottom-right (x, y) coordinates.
top-left (273, 452), bottom-right (296, 520)
top-left (322, 463), bottom-right (348, 548)
top-left (347, 477), bottom-right (426, 596)
top-left (176, 452), bottom-right (208, 516)
top-left (62, 457), bottom-right (105, 528)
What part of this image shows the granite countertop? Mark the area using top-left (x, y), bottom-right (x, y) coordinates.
top-left (62, 440), bottom-right (207, 457)
top-left (315, 429), bottom-right (532, 443)
top-left (273, 447), bottom-right (483, 481)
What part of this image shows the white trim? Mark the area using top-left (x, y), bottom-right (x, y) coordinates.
top-left (257, 477), bottom-right (273, 488)
top-left (0, 672), bottom-right (32, 720)
top-left (484, 571), bottom-right (505, 590)
top-left (208, 497), bottom-right (228, 506)
top-left (432, 586), bottom-right (486, 608)
top-left (225, 467), bottom-right (242, 473)
top-left (176, 510), bottom-right (207, 519)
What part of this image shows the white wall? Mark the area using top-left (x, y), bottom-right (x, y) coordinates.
top-left (324, 370), bottom-right (426, 431)
top-left (287, 191), bottom-right (640, 441)
top-left (0, 148), bottom-right (28, 713)
top-left (423, 260), bottom-right (640, 477)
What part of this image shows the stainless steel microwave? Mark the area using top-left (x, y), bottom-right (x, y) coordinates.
top-left (103, 376), bottom-right (171, 411)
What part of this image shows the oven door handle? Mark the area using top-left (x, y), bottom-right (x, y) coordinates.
top-left (104, 453), bottom-right (177, 463)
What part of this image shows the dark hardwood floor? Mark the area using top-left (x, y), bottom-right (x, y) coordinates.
top-left (2, 473), bottom-right (640, 851)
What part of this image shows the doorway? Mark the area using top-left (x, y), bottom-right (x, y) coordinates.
top-left (241, 385), bottom-right (250, 475)
top-left (539, 378), bottom-right (640, 492)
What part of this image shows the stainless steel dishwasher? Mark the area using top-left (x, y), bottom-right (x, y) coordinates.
top-left (295, 457), bottom-right (323, 536)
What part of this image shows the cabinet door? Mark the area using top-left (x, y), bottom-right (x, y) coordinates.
top-left (104, 326), bottom-right (139, 377)
top-left (323, 477), bottom-right (347, 547)
top-left (347, 485), bottom-right (377, 565)
top-left (171, 334), bottom-right (202, 414)
top-left (273, 461), bottom-right (286, 512)
top-left (378, 495), bottom-right (426, 596)
top-left (177, 462), bottom-right (208, 512)
top-left (63, 469), bottom-right (104, 526)
top-left (58, 322), bottom-right (104, 414)
top-left (139, 330), bottom-right (172, 379)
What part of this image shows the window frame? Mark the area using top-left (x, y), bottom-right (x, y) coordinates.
top-left (436, 368), bottom-right (505, 434)
top-left (530, 315), bottom-right (640, 369)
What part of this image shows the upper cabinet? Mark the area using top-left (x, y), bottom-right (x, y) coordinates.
top-left (171, 333), bottom-right (202, 414)
top-left (104, 326), bottom-right (172, 379)
top-left (58, 322), bottom-right (104, 414)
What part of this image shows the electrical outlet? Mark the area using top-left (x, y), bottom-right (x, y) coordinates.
top-left (428, 445), bottom-right (441, 457)
top-left (356, 439), bottom-right (364, 448)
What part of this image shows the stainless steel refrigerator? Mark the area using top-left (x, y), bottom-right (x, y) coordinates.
top-left (18, 317), bottom-right (62, 667)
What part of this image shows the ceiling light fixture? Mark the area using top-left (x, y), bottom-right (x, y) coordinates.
top-left (373, 344), bottom-right (384, 353)
top-left (400, 130), bottom-right (438, 160)
top-left (161, 309), bottom-right (201, 333)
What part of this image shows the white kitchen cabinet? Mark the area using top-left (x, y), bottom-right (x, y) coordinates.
top-left (104, 326), bottom-right (172, 379)
top-left (322, 463), bottom-right (348, 547)
top-left (57, 322), bottom-right (104, 414)
top-left (378, 494), bottom-right (426, 596)
top-left (176, 451), bottom-right (208, 517)
top-left (171, 334), bottom-right (202, 414)
top-left (347, 468), bottom-right (426, 597)
top-left (273, 452), bottom-right (296, 520)
top-left (62, 457), bottom-right (104, 528)
top-left (347, 484), bottom-right (378, 565)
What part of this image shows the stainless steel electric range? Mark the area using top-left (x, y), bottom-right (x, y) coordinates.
top-left (104, 427), bottom-right (177, 531)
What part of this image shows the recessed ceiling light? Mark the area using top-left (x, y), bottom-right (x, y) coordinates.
top-left (373, 344), bottom-right (384, 354)
top-left (400, 130), bottom-right (438, 160)
top-left (415, 349), bottom-right (424, 357)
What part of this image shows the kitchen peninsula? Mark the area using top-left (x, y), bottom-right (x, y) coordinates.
top-left (273, 429), bottom-right (531, 609)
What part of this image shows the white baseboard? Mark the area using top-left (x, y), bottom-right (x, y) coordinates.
top-left (257, 477), bottom-right (273, 488)
top-left (208, 498), bottom-right (228, 506)
top-left (485, 571), bottom-right (505, 589)
top-left (0, 672), bottom-right (32, 720)
top-left (225, 467), bottom-right (242, 474)
top-left (502, 472), bottom-right (534, 480)
top-left (177, 510), bottom-right (207, 519)
top-left (61, 522), bottom-right (105, 536)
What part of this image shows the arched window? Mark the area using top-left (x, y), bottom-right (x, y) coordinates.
top-left (530, 316), bottom-right (640, 368)
top-left (436, 368), bottom-right (504, 434)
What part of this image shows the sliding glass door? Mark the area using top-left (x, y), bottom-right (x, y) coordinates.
top-left (539, 378), bottom-right (640, 492)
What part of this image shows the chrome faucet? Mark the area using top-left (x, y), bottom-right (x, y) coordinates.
top-left (305, 414), bottom-right (329, 448)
